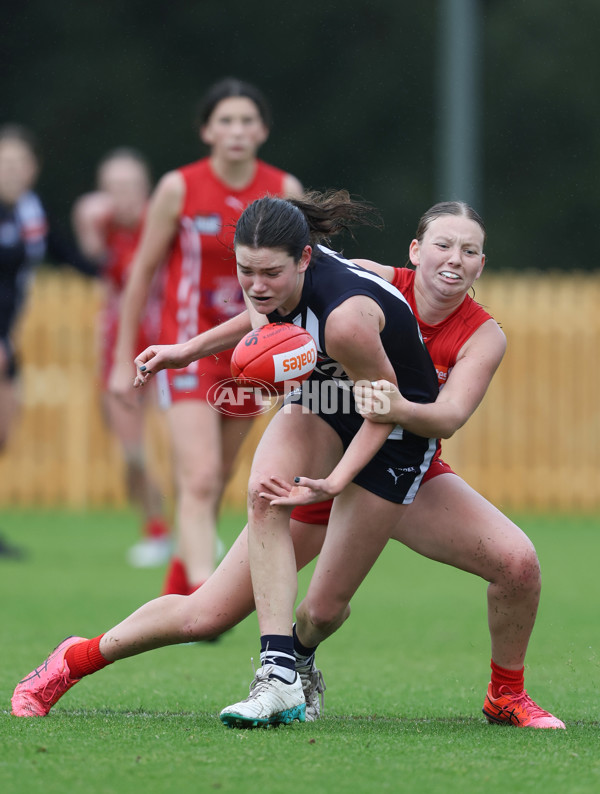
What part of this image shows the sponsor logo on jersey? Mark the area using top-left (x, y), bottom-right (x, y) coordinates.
top-left (387, 466), bottom-right (418, 485)
top-left (172, 374), bottom-right (200, 392)
top-left (192, 213), bottom-right (222, 235)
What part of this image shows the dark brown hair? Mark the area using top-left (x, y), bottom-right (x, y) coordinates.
top-left (234, 190), bottom-right (382, 262)
top-left (196, 78), bottom-right (272, 128)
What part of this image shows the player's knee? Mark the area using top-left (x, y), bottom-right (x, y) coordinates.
top-left (498, 541), bottom-right (541, 596)
top-left (516, 544), bottom-right (541, 592)
top-left (181, 468), bottom-right (222, 502)
top-left (179, 597), bottom-right (226, 641)
top-left (300, 597), bottom-right (350, 634)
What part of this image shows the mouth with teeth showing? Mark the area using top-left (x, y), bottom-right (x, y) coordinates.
top-left (440, 271), bottom-right (460, 280)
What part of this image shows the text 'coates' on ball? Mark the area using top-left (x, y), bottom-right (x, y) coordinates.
top-left (231, 323), bottom-right (317, 393)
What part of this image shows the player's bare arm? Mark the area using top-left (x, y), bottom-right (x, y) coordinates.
top-left (243, 292), bottom-right (269, 329)
top-left (110, 171), bottom-right (184, 399)
top-left (71, 191), bottom-right (115, 259)
top-left (134, 310), bottom-right (253, 386)
top-left (134, 289), bottom-right (267, 387)
top-left (262, 296), bottom-right (396, 505)
top-left (282, 173), bottom-right (304, 199)
top-left (356, 319), bottom-right (506, 438)
top-left (351, 258), bottom-right (395, 282)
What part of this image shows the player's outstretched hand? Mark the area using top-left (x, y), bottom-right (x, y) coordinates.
top-left (354, 378), bottom-right (402, 422)
top-left (259, 474), bottom-right (340, 506)
top-left (133, 343), bottom-right (194, 387)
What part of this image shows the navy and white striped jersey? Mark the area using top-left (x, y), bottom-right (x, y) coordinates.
top-left (268, 245), bottom-right (439, 504)
top-left (269, 245), bottom-right (438, 405)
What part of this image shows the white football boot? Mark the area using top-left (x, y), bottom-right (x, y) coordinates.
top-left (220, 665), bottom-right (306, 728)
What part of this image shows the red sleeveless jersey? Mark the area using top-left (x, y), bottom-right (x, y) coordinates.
top-left (290, 267), bottom-right (495, 526)
top-left (160, 158), bottom-right (288, 349)
top-left (103, 222), bottom-right (142, 290)
top-left (390, 268), bottom-right (493, 389)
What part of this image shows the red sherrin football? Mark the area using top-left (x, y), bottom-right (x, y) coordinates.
top-left (231, 323), bottom-right (317, 392)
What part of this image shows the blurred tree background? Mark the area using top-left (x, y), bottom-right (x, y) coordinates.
top-left (3, 0), bottom-right (600, 272)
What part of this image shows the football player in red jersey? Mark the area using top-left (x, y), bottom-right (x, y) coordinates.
top-left (109, 79), bottom-right (302, 596)
top-left (261, 202), bottom-right (563, 729)
top-left (72, 149), bottom-right (171, 568)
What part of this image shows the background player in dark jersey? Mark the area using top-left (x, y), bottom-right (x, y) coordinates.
top-left (12, 201), bottom-right (562, 730)
top-left (73, 148), bottom-right (171, 568)
top-left (109, 79), bottom-right (303, 598)
top-left (0, 124), bottom-right (97, 558)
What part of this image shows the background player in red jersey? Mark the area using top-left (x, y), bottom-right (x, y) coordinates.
top-left (12, 201), bottom-right (563, 729)
top-left (72, 149), bottom-right (171, 568)
top-left (109, 79), bottom-right (303, 596)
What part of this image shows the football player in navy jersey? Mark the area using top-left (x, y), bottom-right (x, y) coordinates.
top-left (0, 124), bottom-right (96, 557)
top-left (217, 192), bottom-right (440, 726)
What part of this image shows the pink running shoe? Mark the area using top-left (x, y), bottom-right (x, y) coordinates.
top-left (482, 683), bottom-right (566, 729)
top-left (11, 636), bottom-right (86, 717)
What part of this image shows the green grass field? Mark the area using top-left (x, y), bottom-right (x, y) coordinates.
top-left (1, 509), bottom-right (599, 793)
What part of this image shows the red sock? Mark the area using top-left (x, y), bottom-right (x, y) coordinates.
top-left (490, 659), bottom-right (525, 697)
top-left (144, 517), bottom-right (170, 539)
top-left (161, 557), bottom-right (190, 595)
top-left (65, 635), bottom-right (112, 679)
